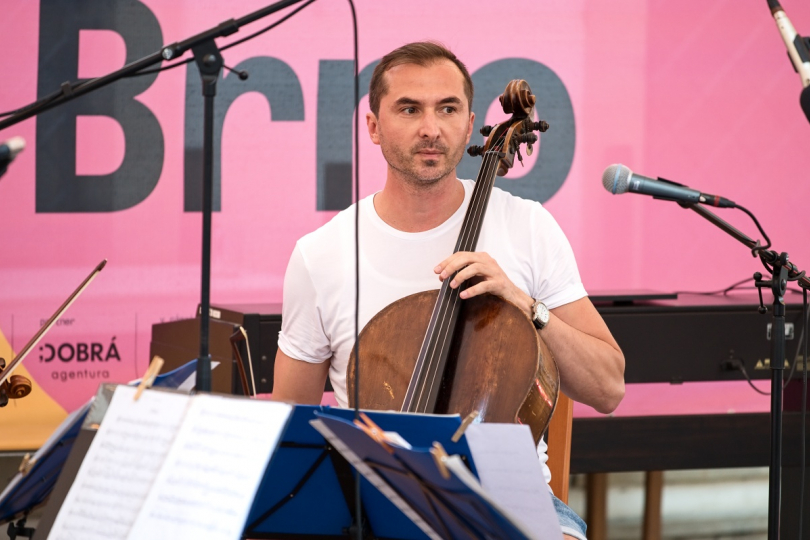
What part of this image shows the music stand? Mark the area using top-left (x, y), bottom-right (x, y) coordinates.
top-left (0, 360), bottom-right (199, 529)
top-left (309, 412), bottom-right (559, 540)
top-left (244, 406), bottom-right (476, 540)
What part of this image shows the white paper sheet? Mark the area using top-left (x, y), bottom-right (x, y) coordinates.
top-left (47, 386), bottom-right (292, 540)
top-left (464, 423), bottom-right (562, 540)
top-left (48, 385), bottom-right (189, 540)
top-left (128, 395), bottom-right (291, 540)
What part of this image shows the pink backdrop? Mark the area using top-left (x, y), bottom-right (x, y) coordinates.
top-left (1, 0), bottom-right (808, 416)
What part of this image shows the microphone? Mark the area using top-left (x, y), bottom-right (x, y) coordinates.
top-left (602, 164), bottom-right (736, 208)
top-left (802, 86), bottom-right (810, 122)
top-left (767, 0), bottom-right (810, 88)
top-left (0, 136), bottom-right (25, 177)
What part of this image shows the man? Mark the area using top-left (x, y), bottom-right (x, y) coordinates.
top-left (274, 41), bottom-right (625, 540)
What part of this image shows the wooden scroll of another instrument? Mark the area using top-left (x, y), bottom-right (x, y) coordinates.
top-left (0, 260), bottom-right (107, 408)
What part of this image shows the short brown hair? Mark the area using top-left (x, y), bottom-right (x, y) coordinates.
top-left (368, 41), bottom-right (474, 116)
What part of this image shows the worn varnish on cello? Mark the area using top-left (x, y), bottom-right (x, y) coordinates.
top-left (347, 80), bottom-right (558, 445)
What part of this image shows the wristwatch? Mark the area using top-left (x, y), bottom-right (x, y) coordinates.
top-left (531, 299), bottom-right (550, 330)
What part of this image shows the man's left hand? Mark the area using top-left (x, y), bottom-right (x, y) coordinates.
top-left (434, 251), bottom-right (533, 315)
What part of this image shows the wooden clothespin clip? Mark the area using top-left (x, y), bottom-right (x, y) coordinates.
top-left (451, 410), bottom-right (479, 443)
top-left (134, 356), bottom-right (164, 401)
top-left (430, 442), bottom-right (451, 480)
top-left (354, 412), bottom-right (394, 454)
top-left (19, 453), bottom-right (35, 476)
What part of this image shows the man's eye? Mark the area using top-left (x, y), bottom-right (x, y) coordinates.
top-left (402, 107), bottom-right (416, 114)
top-left (442, 106), bottom-right (456, 114)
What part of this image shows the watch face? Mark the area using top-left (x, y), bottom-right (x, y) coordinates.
top-left (533, 301), bottom-right (549, 327)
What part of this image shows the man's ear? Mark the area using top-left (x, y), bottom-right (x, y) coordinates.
top-left (367, 112), bottom-right (381, 145)
top-left (465, 111), bottom-right (475, 144)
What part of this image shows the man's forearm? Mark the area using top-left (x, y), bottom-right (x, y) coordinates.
top-left (543, 299), bottom-right (625, 414)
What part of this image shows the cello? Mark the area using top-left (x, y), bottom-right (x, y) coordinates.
top-left (347, 80), bottom-right (558, 444)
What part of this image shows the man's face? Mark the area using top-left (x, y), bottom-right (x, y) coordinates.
top-left (367, 60), bottom-right (475, 188)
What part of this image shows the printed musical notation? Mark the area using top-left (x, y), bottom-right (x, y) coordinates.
top-left (464, 423), bottom-right (561, 539)
top-left (47, 385), bottom-right (292, 540)
top-left (130, 394), bottom-right (291, 539)
top-left (49, 386), bottom-right (187, 539)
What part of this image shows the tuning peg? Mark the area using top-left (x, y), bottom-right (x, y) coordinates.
top-left (467, 145), bottom-right (486, 157)
top-left (516, 133), bottom-right (538, 144)
top-left (528, 120), bottom-right (549, 132)
top-left (480, 125), bottom-right (493, 136)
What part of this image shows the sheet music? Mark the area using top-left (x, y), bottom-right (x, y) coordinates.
top-left (47, 386), bottom-right (292, 540)
top-left (464, 423), bottom-right (562, 540)
top-left (442, 455), bottom-right (538, 540)
top-left (128, 395), bottom-right (291, 540)
top-left (48, 385), bottom-right (190, 540)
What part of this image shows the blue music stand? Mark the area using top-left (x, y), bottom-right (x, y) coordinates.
top-left (310, 412), bottom-right (540, 540)
top-left (244, 406), bottom-right (476, 540)
top-left (0, 359), bottom-right (200, 525)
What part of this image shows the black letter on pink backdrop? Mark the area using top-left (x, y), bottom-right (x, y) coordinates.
top-left (36, 0), bottom-right (164, 212)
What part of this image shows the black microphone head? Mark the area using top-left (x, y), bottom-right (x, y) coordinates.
top-left (801, 85), bottom-right (810, 125)
top-left (602, 164), bottom-right (633, 195)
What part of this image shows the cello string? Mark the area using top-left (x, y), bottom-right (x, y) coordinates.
top-left (409, 149), bottom-right (500, 410)
top-left (412, 140), bottom-right (505, 410)
top-left (414, 130), bottom-right (506, 410)
top-left (409, 150), bottom-right (500, 410)
top-left (418, 125), bottom-right (522, 410)
top-left (417, 147), bottom-right (501, 409)
top-left (417, 141), bottom-right (501, 405)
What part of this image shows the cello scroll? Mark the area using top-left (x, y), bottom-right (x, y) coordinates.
top-left (466, 79), bottom-right (549, 175)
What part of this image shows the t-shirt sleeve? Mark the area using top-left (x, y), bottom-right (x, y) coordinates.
top-left (532, 207), bottom-right (587, 309)
top-left (276, 243), bottom-right (332, 364)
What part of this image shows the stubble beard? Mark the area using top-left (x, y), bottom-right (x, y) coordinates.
top-left (380, 138), bottom-right (465, 190)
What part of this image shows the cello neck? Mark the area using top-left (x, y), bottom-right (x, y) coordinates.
top-left (401, 151), bottom-right (503, 414)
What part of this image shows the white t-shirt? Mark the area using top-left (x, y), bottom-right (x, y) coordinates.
top-left (278, 179), bottom-right (587, 481)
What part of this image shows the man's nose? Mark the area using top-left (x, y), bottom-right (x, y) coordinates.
top-left (418, 111), bottom-right (441, 139)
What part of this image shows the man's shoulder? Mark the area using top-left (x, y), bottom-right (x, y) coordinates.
top-left (297, 202), bottom-right (359, 252)
top-left (485, 183), bottom-right (550, 220)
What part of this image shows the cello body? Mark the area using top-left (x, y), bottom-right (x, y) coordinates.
top-left (347, 291), bottom-right (559, 444)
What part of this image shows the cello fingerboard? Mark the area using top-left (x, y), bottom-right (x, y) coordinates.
top-left (401, 150), bottom-right (503, 414)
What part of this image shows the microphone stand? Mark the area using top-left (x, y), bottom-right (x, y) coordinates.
top-left (0, 0), bottom-right (310, 392)
top-left (680, 202), bottom-right (810, 540)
